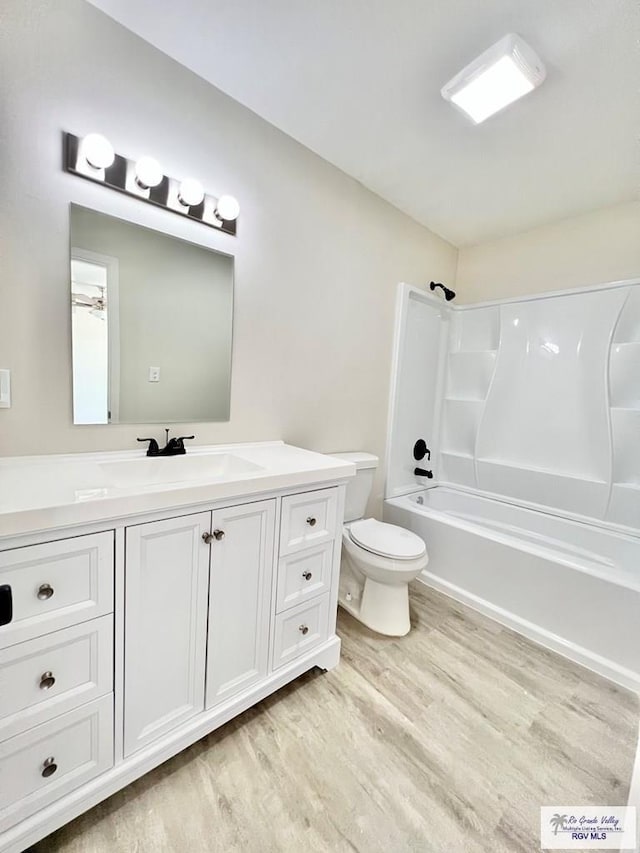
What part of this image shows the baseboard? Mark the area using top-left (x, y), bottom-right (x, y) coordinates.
top-left (416, 571), bottom-right (640, 695)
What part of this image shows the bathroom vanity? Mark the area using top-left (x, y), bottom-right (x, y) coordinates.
top-left (0, 442), bottom-right (354, 853)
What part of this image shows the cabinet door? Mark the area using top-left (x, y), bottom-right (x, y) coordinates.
top-left (206, 500), bottom-right (276, 708)
top-left (124, 512), bottom-right (210, 757)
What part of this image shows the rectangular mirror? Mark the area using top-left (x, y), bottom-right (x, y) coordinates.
top-left (70, 205), bottom-right (233, 424)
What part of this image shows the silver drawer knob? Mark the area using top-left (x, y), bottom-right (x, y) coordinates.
top-left (202, 532), bottom-right (214, 545)
top-left (37, 583), bottom-right (54, 600)
top-left (306, 517), bottom-right (317, 527)
top-left (213, 529), bottom-right (225, 541)
top-left (302, 571), bottom-right (312, 581)
top-left (41, 756), bottom-right (57, 778)
top-left (298, 624), bottom-right (309, 635)
top-left (39, 671), bottom-right (56, 690)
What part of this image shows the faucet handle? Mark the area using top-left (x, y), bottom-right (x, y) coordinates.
top-left (137, 437), bottom-right (160, 456)
top-left (413, 439), bottom-right (431, 462)
top-left (174, 435), bottom-right (195, 450)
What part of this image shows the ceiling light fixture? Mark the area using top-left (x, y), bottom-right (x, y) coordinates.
top-left (441, 33), bottom-right (546, 124)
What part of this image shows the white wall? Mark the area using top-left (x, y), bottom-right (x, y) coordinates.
top-left (456, 202), bottom-right (640, 302)
top-left (0, 0), bottom-right (456, 513)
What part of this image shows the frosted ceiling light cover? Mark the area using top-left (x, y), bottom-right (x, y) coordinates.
top-left (441, 33), bottom-right (546, 124)
top-left (178, 178), bottom-right (205, 207)
top-left (82, 133), bottom-right (115, 169)
top-left (216, 195), bottom-right (240, 221)
top-left (135, 156), bottom-right (163, 189)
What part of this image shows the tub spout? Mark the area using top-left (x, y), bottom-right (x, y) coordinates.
top-left (414, 467), bottom-right (433, 479)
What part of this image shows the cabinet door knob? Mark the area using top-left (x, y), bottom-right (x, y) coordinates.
top-left (306, 517), bottom-right (317, 527)
top-left (213, 529), bottom-right (225, 541)
top-left (298, 624), bottom-right (309, 635)
top-left (202, 532), bottom-right (214, 545)
top-left (39, 671), bottom-right (56, 690)
top-left (37, 583), bottom-right (54, 601)
top-left (302, 571), bottom-right (312, 581)
top-left (41, 756), bottom-right (58, 778)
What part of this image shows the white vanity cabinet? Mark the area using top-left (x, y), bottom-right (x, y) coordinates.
top-left (205, 499), bottom-right (276, 708)
top-left (0, 446), bottom-right (351, 853)
top-left (123, 512), bottom-right (211, 756)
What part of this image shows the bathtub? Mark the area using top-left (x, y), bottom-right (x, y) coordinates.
top-left (384, 486), bottom-right (640, 691)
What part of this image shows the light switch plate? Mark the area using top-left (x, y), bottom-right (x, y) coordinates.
top-left (0, 369), bottom-right (11, 408)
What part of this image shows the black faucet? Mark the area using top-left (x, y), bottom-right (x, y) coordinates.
top-left (137, 428), bottom-right (195, 457)
top-left (413, 439), bottom-right (433, 478)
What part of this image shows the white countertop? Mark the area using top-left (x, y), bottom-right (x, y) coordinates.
top-left (0, 442), bottom-right (355, 540)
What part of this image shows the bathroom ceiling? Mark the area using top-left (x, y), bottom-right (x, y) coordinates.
top-left (87, 0), bottom-right (639, 246)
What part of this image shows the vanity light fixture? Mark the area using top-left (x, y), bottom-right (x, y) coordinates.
top-left (81, 133), bottom-right (115, 170)
top-left (215, 194), bottom-right (240, 222)
top-left (178, 178), bottom-right (205, 208)
top-left (64, 132), bottom-right (238, 236)
top-left (441, 33), bottom-right (546, 124)
top-left (134, 156), bottom-right (164, 190)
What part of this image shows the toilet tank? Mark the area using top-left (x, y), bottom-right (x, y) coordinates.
top-left (331, 452), bottom-right (378, 522)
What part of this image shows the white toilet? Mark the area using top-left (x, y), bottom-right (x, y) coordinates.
top-left (332, 452), bottom-right (428, 636)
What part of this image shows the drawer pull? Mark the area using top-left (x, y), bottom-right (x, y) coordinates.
top-left (41, 756), bottom-right (58, 778)
top-left (39, 671), bottom-right (56, 690)
top-left (306, 517), bottom-right (317, 527)
top-left (37, 583), bottom-right (54, 601)
top-left (298, 624), bottom-right (309, 635)
top-left (0, 584), bottom-right (12, 626)
top-left (202, 532), bottom-right (214, 545)
top-left (213, 529), bottom-right (225, 541)
top-left (302, 571), bottom-right (313, 581)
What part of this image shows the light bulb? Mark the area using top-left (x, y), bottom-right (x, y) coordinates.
top-left (178, 178), bottom-right (204, 207)
top-left (82, 133), bottom-right (115, 170)
top-left (135, 156), bottom-right (163, 189)
top-left (215, 194), bottom-right (240, 221)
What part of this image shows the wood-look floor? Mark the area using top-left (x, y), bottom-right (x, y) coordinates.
top-left (32, 583), bottom-right (638, 853)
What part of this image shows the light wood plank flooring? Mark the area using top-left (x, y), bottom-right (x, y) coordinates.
top-left (32, 583), bottom-right (638, 853)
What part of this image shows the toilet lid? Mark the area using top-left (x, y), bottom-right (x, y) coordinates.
top-left (349, 518), bottom-right (427, 560)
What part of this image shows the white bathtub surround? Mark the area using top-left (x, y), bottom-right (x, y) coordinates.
top-left (385, 280), bottom-right (640, 689)
top-left (0, 443), bottom-right (353, 852)
top-left (332, 452), bottom-right (428, 636)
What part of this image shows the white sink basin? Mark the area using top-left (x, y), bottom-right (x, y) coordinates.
top-left (100, 454), bottom-right (264, 489)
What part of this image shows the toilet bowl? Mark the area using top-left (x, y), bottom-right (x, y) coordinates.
top-left (331, 452), bottom-right (429, 637)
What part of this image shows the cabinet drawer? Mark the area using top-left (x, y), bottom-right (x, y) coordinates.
top-left (0, 532), bottom-right (114, 649)
top-left (276, 543), bottom-right (333, 613)
top-left (279, 489), bottom-right (338, 555)
top-left (272, 595), bottom-right (329, 670)
top-left (0, 615), bottom-right (113, 742)
top-left (0, 694), bottom-right (113, 834)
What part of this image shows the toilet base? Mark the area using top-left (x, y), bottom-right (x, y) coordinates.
top-left (339, 578), bottom-right (411, 637)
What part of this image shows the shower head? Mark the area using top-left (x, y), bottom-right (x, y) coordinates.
top-left (430, 281), bottom-right (456, 301)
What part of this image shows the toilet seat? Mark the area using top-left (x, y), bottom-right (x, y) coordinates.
top-left (348, 518), bottom-right (426, 560)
